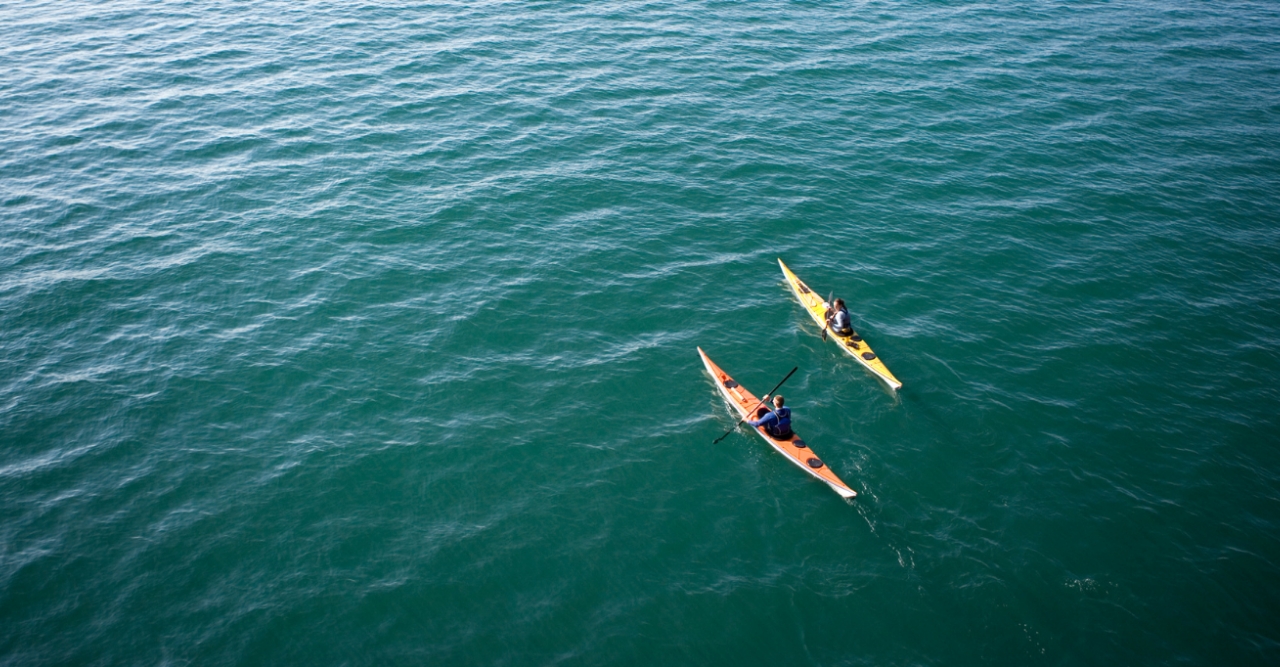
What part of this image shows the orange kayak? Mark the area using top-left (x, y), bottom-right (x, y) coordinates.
top-left (698, 347), bottom-right (857, 499)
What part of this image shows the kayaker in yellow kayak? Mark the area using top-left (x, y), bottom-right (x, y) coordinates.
top-left (747, 395), bottom-right (793, 439)
top-left (824, 298), bottom-right (853, 337)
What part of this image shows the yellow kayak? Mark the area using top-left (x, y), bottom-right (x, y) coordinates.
top-left (778, 258), bottom-right (902, 391)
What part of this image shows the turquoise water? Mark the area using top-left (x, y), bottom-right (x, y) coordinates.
top-left (4, 1), bottom-right (1280, 664)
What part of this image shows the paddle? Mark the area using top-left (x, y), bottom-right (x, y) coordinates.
top-left (821, 291), bottom-right (834, 341)
top-left (712, 366), bottom-right (798, 444)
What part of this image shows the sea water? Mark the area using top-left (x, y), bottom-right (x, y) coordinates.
top-left (3, 1), bottom-right (1279, 664)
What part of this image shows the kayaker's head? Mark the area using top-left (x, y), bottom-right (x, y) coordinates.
top-left (773, 395), bottom-right (785, 408)
top-left (833, 298), bottom-right (845, 309)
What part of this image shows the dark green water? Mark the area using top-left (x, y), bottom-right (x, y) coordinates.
top-left (4, 1), bottom-right (1280, 664)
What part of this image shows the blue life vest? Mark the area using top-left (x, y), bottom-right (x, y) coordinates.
top-left (773, 406), bottom-right (791, 433)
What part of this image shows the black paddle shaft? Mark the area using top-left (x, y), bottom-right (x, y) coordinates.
top-left (821, 291), bottom-right (833, 341)
top-left (713, 366), bottom-right (799, 444)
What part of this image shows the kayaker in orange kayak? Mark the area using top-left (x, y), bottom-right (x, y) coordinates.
top-left (748, 395), bottom-right (793, 439)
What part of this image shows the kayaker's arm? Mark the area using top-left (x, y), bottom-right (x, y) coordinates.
top-left (747, 410), bottom-right (779, 429)
top-left (748, 396), bottom-right (779, 427)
